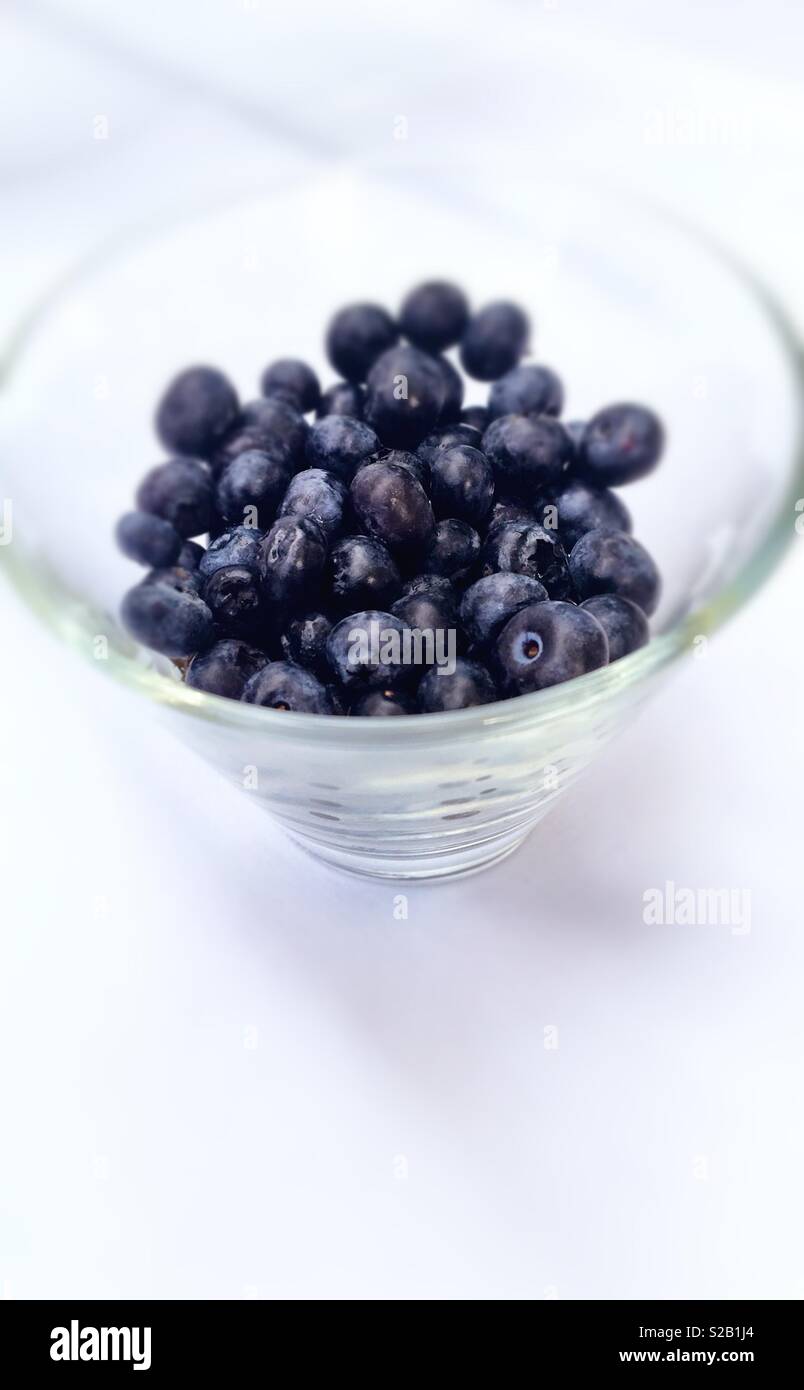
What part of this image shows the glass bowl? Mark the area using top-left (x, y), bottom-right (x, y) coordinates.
top-left (1, 172), bottom-right (802, 879)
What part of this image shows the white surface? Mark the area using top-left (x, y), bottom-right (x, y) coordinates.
top-left (1, 0), bottom-right (803, 1300)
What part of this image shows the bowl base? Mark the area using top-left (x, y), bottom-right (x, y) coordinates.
top-left (287, 826), bottom-right (532, 883)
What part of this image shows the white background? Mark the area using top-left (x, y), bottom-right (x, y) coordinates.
top-left (1, 0), bottom-right (803, 1299)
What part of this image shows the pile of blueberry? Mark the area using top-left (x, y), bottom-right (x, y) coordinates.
top-left (116, 282), bottom-right (664, 715)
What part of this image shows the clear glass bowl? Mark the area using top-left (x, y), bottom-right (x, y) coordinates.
top-left (2, 173), bottom-right (802, 879)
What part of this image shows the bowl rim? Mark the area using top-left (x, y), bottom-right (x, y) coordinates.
top-left (2, 182), bottom-right (803, 740)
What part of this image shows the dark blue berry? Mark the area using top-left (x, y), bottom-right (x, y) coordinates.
top-left (305, 415), bottom-right (380, 482)
top-left (239, 397), bottom-right (307, 464)
top-left (242, 661), bottom-right (335, 713)
top-left (317, 380), bottom-right (365, 420)
top-left (578, 403), bottom-right (665, 486)
top-left (495, 600), bottom-right (609, 693)
top-left (260, 358), bottom-right (320, 413)
top-left (350, 460), bottom-right (435, 558)
top-left (424, 519), bottom-right (480, 584)
top-left (418, 658), bottom-right (496, 712)
top-left (202, 564), bottom-right (264, 637)
top-left (278, 468), bottom-right (348, 541)
top-left (568, 527), bottom-right (661, 615)
top-left (280, 612), bottom-right (333, 678)
top-left (482, 414), bottom-right (570, 497)
top-left (136, 457), bottom-right (214, 538)
top-left (186, 638), bottom-right (268, 699)
top-left (213, 401), bottom-right (306, 475)
top-left (329, 535), bottom-right (401, 613)
top-left (365, 345), bottom-right (446, 448)
top-left (481, 520), bottom-right (573, 599)
top-left (435, 355), bottom-right (464, 422)
top-left (198, 524), bottom-right (263, 579)
top-left (177, 540), bottom-right (205, 571)
top-left (460, 301), bottom-right (530, 381)
top-left (360, 448), bottom-right (430, 492)
top-left (488, 364), bottom-right (564, 419)
top-left (121, 570), bottom-right (214, 658)
top-left (116, 511), bottom-right (181, 568)
top-left (460, 405), bottom-right (489, 433)
top-left (416, 422), bottom-right (481, 469)
top-left (326, 610), bottom-right (412, 692)
top-left (460, 572), bottom-right (548, 649)
top-left (155, 366), bottom-right (238, 456)
top-left (215, 448), bottom-right (291, 527)
top-left (552, 479), bottom-right (632, 551)
top-left (430, 444), bottom-right (495, 526)
top-left (142, 563), bottom-right (204, 595)
top-left (398, 281), bottom-right (469, 352)
top-left (259, 516), bottom-right (328, 612)
top-left (487, 499), bottom-right (537, 533)
top-left (580, 594), bottom-right (649, 662)
top-left (391, 590), bottom-right (460, 666)
top-left (326, 303), bottom-right (398, 382)
top-left (402, 573), bottom-right (456, 603)
top-left (351, 689), bottom-right (415, 716)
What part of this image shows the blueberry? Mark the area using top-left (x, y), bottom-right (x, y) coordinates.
top-left (351, 689), bottom-right (415, 716)
top-left (568, 527), bottom-right (661, 615)
top-left (430, 444), bottom-right (495, 526)
top-left (460, 405), bottom-right (490, 433)
top-left (495, 600), bottom-right (609, 693)
top-left (365, 345), bottom-right (446, 448)
top-left (391, 589), bottom-right (460, 666)
top-left (259, 516), bottom-right (328, 612)
top-left (121, 570), bottom-right (214, 658)
top-left (215, 448), bottom-right (292, 528)
top-left (416, 422), bottom-right (481, 469)
top-left (460, 572), bottom-right (548, 649)
top-left (280, 611), bottom-right (333, 678)
top-left (202, 564), bottom-right (264, 637)
top-left (155, 365), bottom-right (238, 456)
top-left (177, 539), bottom-right (205, 572)
top-left (326, 610), bottom-right (412, 692)
top-left (402, 573), bottom-right (456, 603)
top-left (136, 457), bottom-right (214, 538)
top-left (305, 415), bottom-right (380, 482)
top-left (186, 638), bottom-right (269, 699)
top-left (488, 364), bottom-right (564, 419)
top-left (239, 397), bottom-right (308, 463)
top-left (578, 403), bottom-right (665, 486)
top-left (198, 523), bottom-right (264, 579)
top-left (242, 660), bottom-right (335, 713)
top-left (317, 380), bottom-right (365, 420)
top-left (326, 303), bottom-right (398, 382)
top-left (481, 414), bottom-right (570, 497)
top-left (260, 358), bottom-right (320, 413)
top-left (418, 658), bottom-right (496, 712)
top-left (329, 535), bottom-right (401, 613)
top-left (424, 519), bottom-right (480, 584)
top-left (552, 479), bottom-right (632, 551)
top-left (480, 520), bottom-right (573, 599)
top-left (359, 448), bottom-right (430, 492)
top-left (460, 301), bottom-right (530, 380)
top-left (398, 281), bottom-right (469, 353)
top-left (142, 563), bottom-right (204, 595)
top-left (487, 499), bottom-right (537, 533)
top-left (350, 460), bottom-right (435, 558)
top-left (278, 468), bottom-right (348, 541)
top-left (580, 594), bottom-right (649, 662)
top-left (116, 511), bottom-right (181, 568)
top-left (435, 355), bottom-right (464, 422)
